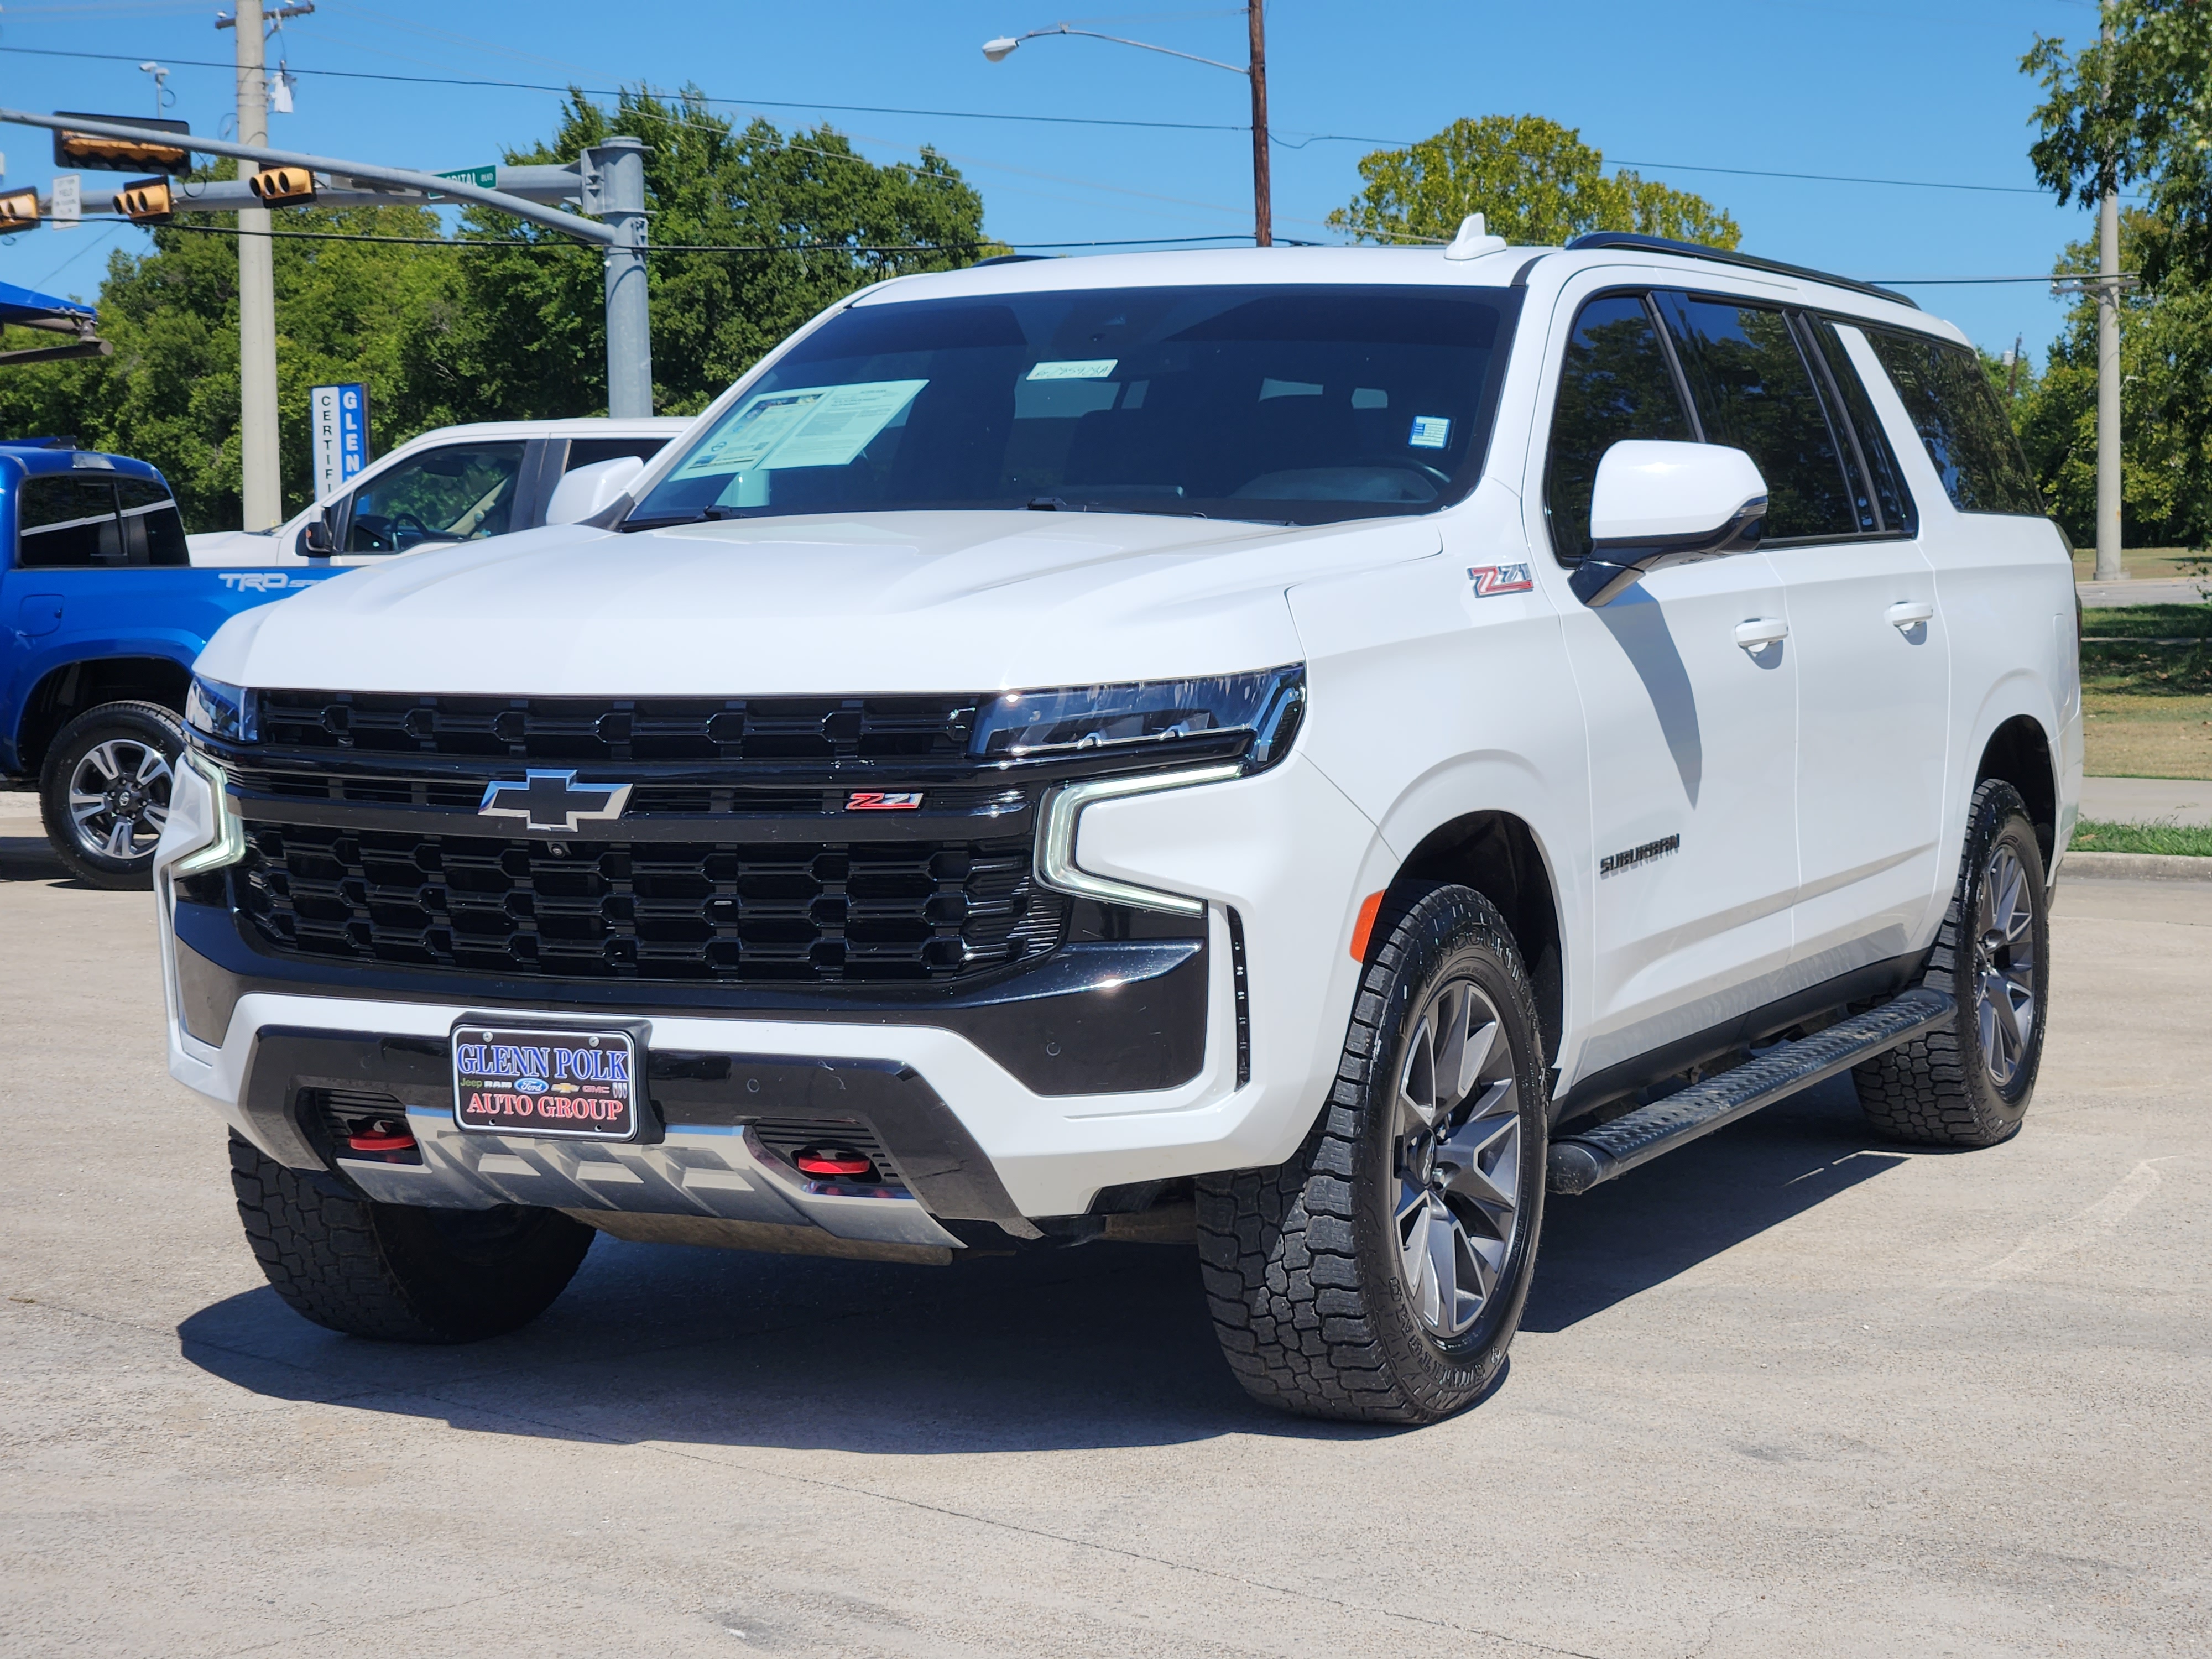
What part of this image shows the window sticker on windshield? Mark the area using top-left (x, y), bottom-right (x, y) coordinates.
top-left (1026, 359), bottom-right (1117, 381)
top-left (1408, 415), bottom-right (1452, 450)
top-left (670, 379), bottom-right (928, 478)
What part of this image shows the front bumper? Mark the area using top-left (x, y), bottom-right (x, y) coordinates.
top-left (155, 751), bottom-right (1390, 1224)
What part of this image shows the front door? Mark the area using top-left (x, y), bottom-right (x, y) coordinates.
top-left (1538, 286), bottom-right (1801, 1086)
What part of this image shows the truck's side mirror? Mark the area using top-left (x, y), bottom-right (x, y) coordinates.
top-left (1572, 440), bottom-right (1768, 608)
top-left (298, 514), bottom-right (335, 557)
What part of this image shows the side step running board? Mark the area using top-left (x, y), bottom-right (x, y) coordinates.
top-left (1547, 987), bottom-right (1955, 1195)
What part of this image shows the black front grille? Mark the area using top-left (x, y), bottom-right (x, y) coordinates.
top-left (254, 691), bottom-right (979, 764)
top-left (236, 821), bottom-right (1066, 984)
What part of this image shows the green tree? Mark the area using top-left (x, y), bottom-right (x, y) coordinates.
top-left (2014, 210), bottom-right (2212, 547)
top-left (0, 92), bottom-right (994, 529)
top-left (1327, 114), bottom-right (1740, 249)
top-left (436, 88), bottom-right (997, 420)
top-left (0, 165), bottom-right (463, 531)
top-left (2023, 9), bottom-right (2212, 547)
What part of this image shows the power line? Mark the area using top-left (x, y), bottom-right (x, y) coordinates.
top-left (0, 45), bottom-right (1248, 134)
top-left (0, 42), bottom-right (2103, 199)
top-left (121, 220), bottom-right (1252, 252)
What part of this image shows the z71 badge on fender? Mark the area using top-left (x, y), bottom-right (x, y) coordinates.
top-left (1469, 562), bottom-right (1535, 597)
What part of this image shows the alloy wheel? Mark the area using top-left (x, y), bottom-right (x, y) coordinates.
top-left (1389, 977), bottom-right (1523, 1339)
top-left (67, 738), bottom-right (173, 862)
top-left (1974, 842), bottom-right (2038, 1089)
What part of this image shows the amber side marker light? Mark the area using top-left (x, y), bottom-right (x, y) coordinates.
top-left (1349, 890), bottom-right (1386, 962)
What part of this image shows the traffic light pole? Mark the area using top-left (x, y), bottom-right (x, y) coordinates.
top-left (0, 109), bottom-right (653, 497)
top-left (588, 137), bottom-right (652, 420)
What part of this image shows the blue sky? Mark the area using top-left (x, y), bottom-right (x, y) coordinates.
top-left (0, 1), bottom-right (2109, 366)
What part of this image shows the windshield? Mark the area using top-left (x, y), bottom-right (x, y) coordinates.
top-left (630, 283), bottom-right (1522, 528)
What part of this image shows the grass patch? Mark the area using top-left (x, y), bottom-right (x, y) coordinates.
top-left (2072, 547), bottom-right (2212, 585)
top-left (2083, 691), bottom-right (2212, 779)
top-left (2079, 606), bottom-right (2212, 701)
top-left (2070, 818), bottom-right (2212, 856)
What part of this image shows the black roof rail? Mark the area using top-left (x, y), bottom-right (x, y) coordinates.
top-left (1562, 232), bottom-right (1920, 311)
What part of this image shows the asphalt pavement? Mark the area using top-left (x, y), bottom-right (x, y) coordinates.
top-left (1, 830), bottom-right (2205, 1658)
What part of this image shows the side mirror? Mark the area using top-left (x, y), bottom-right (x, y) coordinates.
top-left (298, 514), bottom-right (335, 557)
top-left (544, 455), bottom-right (646, 526)
top-left (1571, 440), bottom-right (1768, 607)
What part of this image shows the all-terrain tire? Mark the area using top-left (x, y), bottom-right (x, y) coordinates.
top-left (229, 1133), bottom-right (595, 1343)
top-left (39, 700), bottom-right (185, 889)
top-left (1195, 883), bottom-right (1549, 1423)
top-left (1853, 780), bottom-right (2050, 1147)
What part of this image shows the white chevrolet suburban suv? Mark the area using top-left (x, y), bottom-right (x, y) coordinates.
top-left (155, 231), bottom-right (2082, 1423)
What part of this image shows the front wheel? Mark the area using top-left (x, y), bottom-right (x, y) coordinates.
top-left (39, 700), bottom-right (184, 889)
top-left (1854, 779), bottom-right (2051, 1147)
top-left (1196, 883), bottom-right (1549, 1423)
top-left (229, 1134), bottom-right (595, 1343)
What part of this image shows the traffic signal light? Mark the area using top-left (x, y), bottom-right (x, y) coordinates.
top-left (53, 112), bottom-right (191, 175)
top-left (0, 187), bottom-right (40, 232)
top-left (248, 166), bottom-right (316, 206)
top-left (113, 177), bottom-right (174, 225)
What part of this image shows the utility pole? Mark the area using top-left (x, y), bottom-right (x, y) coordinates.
top-left (220, 1), bottom-right (281, 532)
top-left (1247, 2), bottom-right (1270, 247)
top-left (2094, 0), bottom-right (2124, 582)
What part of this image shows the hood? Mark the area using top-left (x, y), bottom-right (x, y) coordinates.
top-left (200, 509), bottom-right (1443, 696)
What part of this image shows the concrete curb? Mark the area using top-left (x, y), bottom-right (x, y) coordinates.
top-left (2064, 850), bottom-right (2212, 882)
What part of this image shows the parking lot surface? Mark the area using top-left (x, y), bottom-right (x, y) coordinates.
top-left (2, 826), bottom-right (2205, 1658)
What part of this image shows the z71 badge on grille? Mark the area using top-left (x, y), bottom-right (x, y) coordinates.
top-left (846, 791), bottom-right (924, 811)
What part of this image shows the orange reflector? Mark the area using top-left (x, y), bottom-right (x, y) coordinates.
top-left (1349, 890), bottom-right (1386, 962)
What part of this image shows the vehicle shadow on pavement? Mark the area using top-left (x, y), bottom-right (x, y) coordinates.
top-left (1524, 1074), bottom-right (1910, 1332)
top-left (175, 1080), bottom-right (1909, 1451)
top-left (176, 1235), bottom-right (1387, 1453)
top-left (0, 835), bottom-right (77, 885)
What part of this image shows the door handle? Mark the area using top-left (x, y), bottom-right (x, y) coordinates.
top-left (1886, 601), bottom-right (1935, 630)
top-left (1734, 618), bottom-right (1789, 650)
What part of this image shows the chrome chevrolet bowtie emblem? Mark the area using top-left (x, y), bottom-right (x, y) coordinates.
top-left (478, 770), bottom-right (632, 833)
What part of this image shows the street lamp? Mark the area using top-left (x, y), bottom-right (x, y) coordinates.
top-left (983, 6), bottom-right (1272, 246)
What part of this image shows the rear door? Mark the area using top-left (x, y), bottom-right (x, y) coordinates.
top-left (1655, 294), bottom-right (1952, 978)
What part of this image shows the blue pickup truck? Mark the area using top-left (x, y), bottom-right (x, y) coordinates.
top-left (2, 441), bottom-right (336, 886)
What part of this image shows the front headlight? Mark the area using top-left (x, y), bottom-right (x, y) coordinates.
top-left (184, 676), bottom-right (255, 744)
top-left (970, 664), bottom-right (1305, 770)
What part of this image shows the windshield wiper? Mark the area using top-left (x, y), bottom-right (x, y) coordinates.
top-left (618, 508), bottom-right (732, 533)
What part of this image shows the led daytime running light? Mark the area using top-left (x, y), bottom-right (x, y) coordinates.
top-left (171, 749), bottom-right (247, 876)
top-left (1033, 762), bottom-right (1243, 916)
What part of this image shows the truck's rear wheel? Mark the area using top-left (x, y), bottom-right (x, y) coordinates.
top-left (39, 700), bottom-right (184, 889)
top-left (1196, 883), bottom-right (1548, 1423)
top-left (1854, 779), bottom-right (2050, 1147)
top-left (229, 1133), bottom-right (594, 1343)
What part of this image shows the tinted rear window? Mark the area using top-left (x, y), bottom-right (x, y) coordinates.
top-left (1864, 330), bottom-right (2041, 516)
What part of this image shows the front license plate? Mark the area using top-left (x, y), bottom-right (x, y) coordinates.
top-left (452, 1022), bottom-right (640, 1141)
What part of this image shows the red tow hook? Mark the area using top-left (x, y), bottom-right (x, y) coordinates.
top-left (346, 1123), bottom-right (417, 1155)
top-left (794, 1146), bottom-right (876, 1180)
